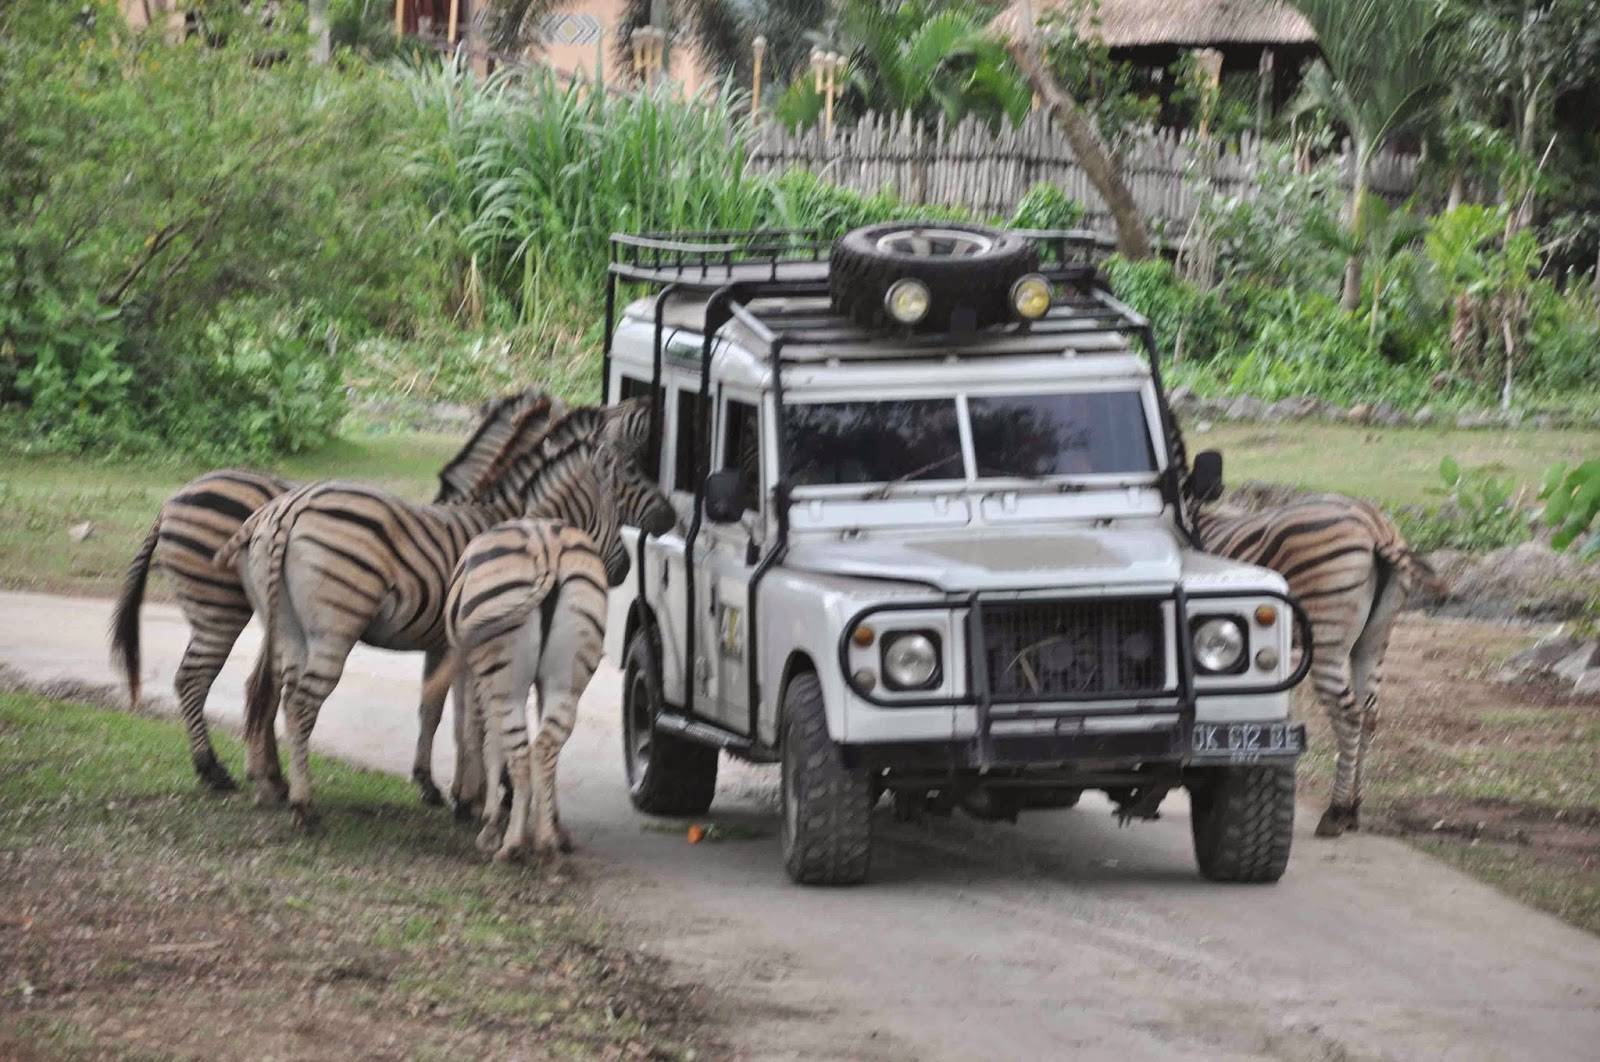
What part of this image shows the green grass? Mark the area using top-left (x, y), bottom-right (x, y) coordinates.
top-left (0, 691), bottom-right (702, 1058)
top-left (0, 429), bottom-right (460, 597)
top-left (1199, 422), bottom-right (1600, 507)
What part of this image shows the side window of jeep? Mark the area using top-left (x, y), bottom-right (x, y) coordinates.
top-left (722, 399), bottom-right (760, 513)
top-left (618, 375), bottom-right (664, 484)
top-left (673, 387), bottom-right (711, 494)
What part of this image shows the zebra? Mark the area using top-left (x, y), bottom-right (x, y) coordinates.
top-left (1161, 404), bottom-right (1446, 837)
top-left (108, 388), bottom-right (563, 801)
top-left (427, 452), bottom-right (650, 861)
top-left (215, 403), bottom-right (674, 826)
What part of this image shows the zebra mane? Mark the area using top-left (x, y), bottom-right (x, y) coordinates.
top-left (435, 388), bottom-right (563, 504)
top-left (460, 395), bottom-right (570, 502)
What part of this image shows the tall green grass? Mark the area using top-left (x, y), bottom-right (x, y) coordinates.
top-left (401, 64), bottom-right (769, 324)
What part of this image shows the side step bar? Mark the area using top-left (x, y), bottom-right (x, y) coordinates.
top-left (655, 711), bottom-right (778, 762)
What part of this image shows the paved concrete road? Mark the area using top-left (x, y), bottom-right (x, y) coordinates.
top-left (4, 590), bottom-right (1598, 1060)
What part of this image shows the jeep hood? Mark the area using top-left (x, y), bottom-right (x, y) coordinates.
top-left (783, 527), bottom-right (1180, 592)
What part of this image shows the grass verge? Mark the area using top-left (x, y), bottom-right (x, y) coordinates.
top-left (1295, 616), bottom-right (1600, 935)
top-left (0, 690), bottom-right (709, 1060)
top-left (1199, 422), bottom-right (1600, 507)
top-left (0, 430), bottom-right (460, 597)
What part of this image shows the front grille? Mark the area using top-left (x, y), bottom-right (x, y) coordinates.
top-left (979, 598), bottom-right (1166, 700)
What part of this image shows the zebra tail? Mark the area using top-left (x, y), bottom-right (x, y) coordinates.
top-left (244, 497), bottom-right (301, 744)
top-left (110, 519), bottom-right (160, 709)
top-left (1375, 524), bottom-right (1448, 597)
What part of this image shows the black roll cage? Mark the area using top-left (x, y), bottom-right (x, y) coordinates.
top-left (600, 227), bottom-right (1302, 764)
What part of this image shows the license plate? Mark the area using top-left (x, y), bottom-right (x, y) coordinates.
top-left (1190, 721), bottom-right (1303, 762)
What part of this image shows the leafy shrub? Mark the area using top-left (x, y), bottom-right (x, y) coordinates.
top-left (1102, 257), bottom-right (1237, 362)
top-left (1007, 184), bottom-right (1087, 231)
top-left (1541, 460), bottom-right (1600, 555)
top-left (1, 2), bottom-right (435, 456)
top-left (1398, 457), bottom-right (1533, 552)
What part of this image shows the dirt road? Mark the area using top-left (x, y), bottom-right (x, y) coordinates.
top-left (3, 590), bottom-right (1598, 1061)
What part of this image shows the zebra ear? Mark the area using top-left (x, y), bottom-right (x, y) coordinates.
top-left (1191, 450), bottom-right (1225, 503)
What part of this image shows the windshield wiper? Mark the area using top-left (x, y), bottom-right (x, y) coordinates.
top-left (864, 452), bottom-right (963, 500)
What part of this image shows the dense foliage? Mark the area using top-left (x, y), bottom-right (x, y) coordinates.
top-left (0, 2), bottom-right (446, 456)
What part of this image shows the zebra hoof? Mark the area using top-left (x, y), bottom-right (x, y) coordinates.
top-left (493, 842), bottom-right (529, 865)
top-left (290, 802), bottom-right (322, 832)
top-left (252, 778), bottom-right (289, 807)
top-left (475, 822), bottom-right (505, 854)
top-left (556, 825), bottom-right (575, 854)
top-left (194, 755), bottom-right (238, 793)
top-left (453, 799), bottom-right (481, 825)
top-left (413, 769), bottom-right (445, 807)
top-left (1315, 805), bottom-right (1355, 838)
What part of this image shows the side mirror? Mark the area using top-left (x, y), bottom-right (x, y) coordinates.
top-left (703, 469), bottom-right (746, 524)
top-left (1191, 449), bottom-right (1224, 503)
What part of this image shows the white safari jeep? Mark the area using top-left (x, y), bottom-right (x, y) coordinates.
top-left (599, 224), bottom-right (1311, 886)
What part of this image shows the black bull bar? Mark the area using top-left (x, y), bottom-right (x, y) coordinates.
top-left (835, 586), bottom-right (1314, 770)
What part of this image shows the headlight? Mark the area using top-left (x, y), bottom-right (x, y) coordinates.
top-left (1191, 617), bottom-right (1246, 674)
top-left (882, 631), bottom-right (940, 690)
top-left (1010, 273), bottom-right (1052, 320)
top-left (884, 278), bottom-right (930, 324)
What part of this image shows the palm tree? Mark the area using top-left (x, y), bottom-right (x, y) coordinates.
top-left (612, 0), bottom-right (830, 88)
top-left (1288, 0), bottom-right (1453, 311)
top-left (834, 0), bottom-right (1030, 127)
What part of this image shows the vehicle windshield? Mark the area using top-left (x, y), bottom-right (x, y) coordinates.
top-left (784, 390), bottom-right (1153, 488)
top-left (969, 392), bottom-right (1154, 477)
top-left (785, 399), bottom-right (962, 486)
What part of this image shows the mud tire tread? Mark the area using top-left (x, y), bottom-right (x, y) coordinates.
top-left (1190, 764), bottom-right (1295, 883)
top-left (781, 671), bottom-right (871, 885)
top-left (623, 631), bottom-right (718, 817)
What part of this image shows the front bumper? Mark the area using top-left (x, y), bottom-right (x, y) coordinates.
top-left (849, 719), bottom-right (1306, 776)
top-left (838, 586), bottom-right (1313, 768)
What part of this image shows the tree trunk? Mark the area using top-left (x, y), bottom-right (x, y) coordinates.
top-left (1446, 171), bottom-right (1465, 212)
top-left (1340, 158), bottom-right (1368, 313)
top-left (309, 0), bottom-right (331, 64)
top-left (1004, 37), bottom-right (1153, 260)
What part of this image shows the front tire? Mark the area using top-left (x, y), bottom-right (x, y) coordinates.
top-left (622, 629), bottom-right (718, 816)
top-left (1189, 765), bottom-right (1296, 883)
top-left (781, 671), bottom-right (871, 885)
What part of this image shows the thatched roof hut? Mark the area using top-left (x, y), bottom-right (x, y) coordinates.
top-left (992, 0), bottom-right (1317, 68)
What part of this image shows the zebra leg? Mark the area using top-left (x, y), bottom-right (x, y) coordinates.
top-left (1313, 654), bottom-right (1363, 838)
top-left (173, 607), bottom-right (250, 791)
top-left (475, 677), bottom-right (511, 856)
top-left (493, 624), bottom-right (543, 864)
top-left (412, 648), bottom-right (447, 807)
top-left (1347, 572), bottom-right (1404, 833)
top-left (280, 634), bottom-right (354, 831)
top-left (529, 582), bottom-right (604, 858)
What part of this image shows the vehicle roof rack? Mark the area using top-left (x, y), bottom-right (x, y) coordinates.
top-left (605, 227), bottom-right (1148, 364)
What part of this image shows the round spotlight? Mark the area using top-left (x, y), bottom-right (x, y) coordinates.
top-left (852, 668), bottom-right (877, 693)
top-left (1254, 604), bottom-right (1279, 627)
top-left (1254, 647), bottom-right (1280, 672)
top-left (1010, 274), bottom-right (1052, 320)
top-left (1192, 617), bottom-right (1246, 674)
top-left (884, 278), bottom-right (931, 325)
top-left (852, 624), bottom-right (876, 648)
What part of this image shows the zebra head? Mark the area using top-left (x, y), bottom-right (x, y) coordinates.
top-left (520, 437), bottom-right (673, 586)
top-left (598, 395), bottom-right (654, 472)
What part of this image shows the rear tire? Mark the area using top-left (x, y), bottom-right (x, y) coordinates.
top-left (622, 629), bottom-right (718, 816)
top-left (781, 671), bottom-right (871, 885)
top-left (1189, 765), bottom-right (1296, 883)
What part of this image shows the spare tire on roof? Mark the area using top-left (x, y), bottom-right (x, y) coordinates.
top-left (828, 222), bottom-right (1039, 333)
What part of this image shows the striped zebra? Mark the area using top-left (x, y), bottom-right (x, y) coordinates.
top-left (427, 469), bottom-right (640, 860)
top-left (215, 403), bottom-right (673, 826)
top-left (108, 388), bottom-right (561, 801)
top-left (1163, 406), bottom-right (1446, 837)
